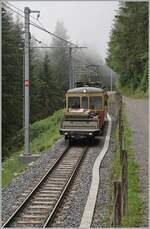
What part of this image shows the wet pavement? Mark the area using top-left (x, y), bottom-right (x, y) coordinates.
top-left (124, 97), bottom-right (148, 227)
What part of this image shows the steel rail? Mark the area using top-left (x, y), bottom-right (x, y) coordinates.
top-left (2, 145), bottom-right (88, 228)
top-left (2, 145), bottom-right (70, 228)
top-left (43, 146), bottom-right (88, 228)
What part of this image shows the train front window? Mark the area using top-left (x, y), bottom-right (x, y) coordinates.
top-left (90, 96), bottom-right (102, 109)
top-left (82, 97), bottom-right (88, 109)
top-left (68, 97), bottom-right (80, 109)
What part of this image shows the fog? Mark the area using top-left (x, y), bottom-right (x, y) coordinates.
top-left (10, 1), bottom-right (119, 61)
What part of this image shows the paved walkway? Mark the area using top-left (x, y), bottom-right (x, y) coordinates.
top-left (123, 97), bottom-right (148, 227)
top-left (80, 114), bottom-right (112, 228)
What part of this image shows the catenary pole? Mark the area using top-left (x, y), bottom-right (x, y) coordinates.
top-left (110, 69), bottom-right (112, 92)
top-left (72, 62), bottom-right (75, 88)
top-left (69, 47), bottom-right (72, 89)
top-left (24, 7), bottom-right (30, 155)
top-left (23, 7), bottom-right (40, 156)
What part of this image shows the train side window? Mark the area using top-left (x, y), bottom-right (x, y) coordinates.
top-left (90, 96), bottom-right (102, 109)
top-left (68, 97), bottom-right (80, 109)
top-left (82, 97), bottom-right (88, 109)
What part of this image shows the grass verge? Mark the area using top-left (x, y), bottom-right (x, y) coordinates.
top-left (116, 83), bottom-right (148, 99)
top-left (112, 114), bottom-right (143, 226)
top-left (2, 109), bottom-right (63, 188)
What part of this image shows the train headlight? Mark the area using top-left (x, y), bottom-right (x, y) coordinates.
top-left (83, 89), bottom-right (87, 93)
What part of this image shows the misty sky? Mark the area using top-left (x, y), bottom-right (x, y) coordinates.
top-left (11, 1), bottom-right (119, 61)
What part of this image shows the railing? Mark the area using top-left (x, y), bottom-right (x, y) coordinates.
top-left (111, 96), bottom-right (128, 227)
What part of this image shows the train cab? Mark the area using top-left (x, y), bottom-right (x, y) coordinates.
top-left (59, 86), bottom-right (108, 142)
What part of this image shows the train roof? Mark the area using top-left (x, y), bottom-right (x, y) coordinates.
top-left (67, 87), bottom-right (105, 94)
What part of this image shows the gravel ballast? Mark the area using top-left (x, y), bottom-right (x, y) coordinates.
top-left (91, 121), bottom-right (116, 227)
top-left (2, 138), bottom-right (67, 224)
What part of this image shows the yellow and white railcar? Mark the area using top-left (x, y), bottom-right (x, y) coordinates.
top-left (60, 87), bottom-right (108, 142)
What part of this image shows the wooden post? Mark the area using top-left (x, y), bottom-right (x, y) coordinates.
top-left (120, 120), bottom-right (124, 163)
top-left (118, 96), bottom-right (122, 132)
top-left (118, 96), bottom-right (123, 162)
top-left (113, 181), bottom-right (122, 227)
top-left (118, 109), bottom-right (122, 151)
top-left (118, 107), bottom-right (121, 141)
top-left (122, 122), bottom-right (125, 151)
top-left (122, 150), bottom-right (128, 216)
top-left (120, 95), bottom-right (122, 111)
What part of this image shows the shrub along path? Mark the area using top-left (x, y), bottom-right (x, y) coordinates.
top-left (123, 97), bottom-right (148, 226)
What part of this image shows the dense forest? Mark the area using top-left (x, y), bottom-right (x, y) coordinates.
top-left (106, 2), bottom-right (148, 94)
top-left (2, 6), bottom-right (116, 159)
top-left (2, 7), bottom-right (70, 158)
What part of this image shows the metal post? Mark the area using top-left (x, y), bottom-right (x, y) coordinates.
top-left (23, 46), bottom-right (25, 129)
top-left (72, 61), bottom-right (75, 88)
top-left (110, 69), bottom-right (112, 92)
top-left (24, 7), bottom-right (30, 155)
top-left (69, 47), bottom-right (72, 89)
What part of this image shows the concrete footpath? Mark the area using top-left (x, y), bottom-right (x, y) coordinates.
top-left (123, 97), bottom-right (148, 227)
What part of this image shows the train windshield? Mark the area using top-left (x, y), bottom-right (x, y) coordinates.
top-left (82, 97), bottom-right (88, 109)
top-left (68, 97), bottom-right (80, 109)
top-left (89, 96), bottom-right (102, 109)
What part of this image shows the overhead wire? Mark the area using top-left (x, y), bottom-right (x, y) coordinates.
top-left (77, 48), bottom-right (102, 83)
top-left (2, 2), bottom-right (39, 47)
top-left (3, 2), bottom-right (25, 20)
top-left (2, 2), bottom-right (69, 62)
top-left (3, 0), bottom-right (48, 30)
top-left (3, 0), bottom-right (58, 47)
top-left (73, 49), bottom-right (90, 84)
top-left (3, 0), bottom-right (93, 80)
top-left (2, 1), bottom-right (78, 47)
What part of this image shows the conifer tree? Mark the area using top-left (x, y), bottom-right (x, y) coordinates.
top-left (106, 2), bottom-right (148, 92)
top-left (2, 7), bottom-right (23, 155)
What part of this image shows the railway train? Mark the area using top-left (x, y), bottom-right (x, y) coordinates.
top-left (59, 82), bottom-right (108, 143)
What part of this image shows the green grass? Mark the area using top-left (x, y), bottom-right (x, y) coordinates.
top-left (112, 128), bottom-right (121, 180)
top-left (112, 115), bottom-right (143, 226)
top-left (116, 83), bottom-right (148, 99)
top-left (2, 109), bottom-right (64, 188)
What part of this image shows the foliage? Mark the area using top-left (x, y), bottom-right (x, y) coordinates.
top-left (50, 21), bottom-right (70, 99)
top-left (106, 2), bottom-right (148, 95)
top-left (2, 109), bottom-right (63, 187)
top-left (2, 8), bottom-right (24, 156)
top-left (2, 7), bottom-right (68, 158)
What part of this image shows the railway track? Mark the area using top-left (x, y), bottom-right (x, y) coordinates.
top-left (2, 146), bottom-right (88, 228)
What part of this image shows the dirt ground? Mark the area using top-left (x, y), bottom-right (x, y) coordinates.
top-left (123, 97), bottom-right (148, 227)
